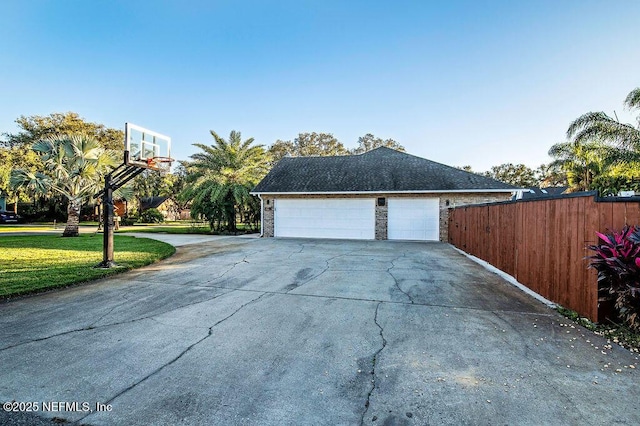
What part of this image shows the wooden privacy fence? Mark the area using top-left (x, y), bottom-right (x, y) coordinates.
top-left (448, 192), bottom-right (640, 322)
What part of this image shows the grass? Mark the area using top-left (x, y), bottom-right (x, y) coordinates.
top-left (0, 234), bottom-right (175, 298)
top-left (117, 222), bottom-right (258, 235)
top-left (557, 306), bottom-right (640, 354)
top-left (117, 224), bottom-right (210, 234)
top-left (0, 224), bottom-right (59, 232)
top-left (0, 222), bottom-right (260, 235)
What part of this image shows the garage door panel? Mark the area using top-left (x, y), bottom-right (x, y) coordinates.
top-left (275, 199), bottom-right (375, 240)
top-left (388, 198), bottom-right (439, 241)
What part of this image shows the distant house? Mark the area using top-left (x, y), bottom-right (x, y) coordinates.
top-left (251, 147), bottom-right (517, 241)
top-left (140, 196), bottom-right (168, 211)
top-left (139, 196), bottom-right (190, 221)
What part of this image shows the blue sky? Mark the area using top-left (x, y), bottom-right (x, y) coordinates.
top-left (1, 0), bottom-right (639, 171)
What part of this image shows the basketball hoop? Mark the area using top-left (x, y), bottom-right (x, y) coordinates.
top-left (147, 156), bottom-right (174, 175)
top-left (98, 122), bottom-right (173, 268)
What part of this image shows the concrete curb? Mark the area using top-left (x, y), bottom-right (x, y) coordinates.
top-left (450, 245), bottom-right (557, 308)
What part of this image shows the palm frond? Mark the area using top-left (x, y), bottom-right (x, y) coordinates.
top-left (624, 87), bottom-right (640, 111)
top-left (548, 141), bottom-right (572, 159)
top-left (567, 111), bottom-right (616, 139)
top-left (10, 169), bottom-right (51, 195)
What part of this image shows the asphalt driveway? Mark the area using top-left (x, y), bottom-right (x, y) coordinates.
top-left (0, 237), bottom-right (638, 425)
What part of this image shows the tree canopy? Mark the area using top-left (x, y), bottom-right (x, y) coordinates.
top-left (182, 130), bottom-right (268, 232)
top-left (10, 134), bottom-right (119, 236)
top-left (2, 112), bottom-right (124, 151)
top-left (547, 140), bottom-right (609, 192)
top-left (536, 162), bottom-right (568, 188)
top-left (267, 132), bottom-right (404, 164)
top-left (550, 87), bottom-right (640, 194)
top-left (352, 133), bottom-right (405, 154)
top-left (1, 112), bottom-right (125, 215)
top-left (483, 163), bottom-right (538, 188)
top-left (268, 132), bottom-right (349, 164)
top-left (0, 147), bottom-right (41, 211)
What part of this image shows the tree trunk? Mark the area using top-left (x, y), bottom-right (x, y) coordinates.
top-left (230, 208), bottom-right (236, 233)
top-left (63, 199), bottom-right (81, 237)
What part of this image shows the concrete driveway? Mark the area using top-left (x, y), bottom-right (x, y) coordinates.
top-left (0, 238), bottom-right (638, 425)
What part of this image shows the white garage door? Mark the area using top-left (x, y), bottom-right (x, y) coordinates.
top-left (388, 198), bottom-right (440, 241)
top-left (275, 199), bottom-right (375, 240)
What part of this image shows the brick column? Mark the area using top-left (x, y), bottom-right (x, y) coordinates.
top-left (375, 199), bottom-right (388, 240)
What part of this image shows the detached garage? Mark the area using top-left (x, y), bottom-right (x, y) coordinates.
top-left (252, 147), bottom-right (516, 241)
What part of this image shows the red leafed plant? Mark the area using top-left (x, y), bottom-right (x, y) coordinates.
top-left (588, 225), bottom-right (640, 330)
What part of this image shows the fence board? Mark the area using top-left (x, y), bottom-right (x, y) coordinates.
top-left (489, 205), bottom-right (499, 269)
top-left (574, 197), bottom-right (588, 317)
top-left (627, 202), bottom-right (640, 224)
top-left (448, 193), bottom-right (640, 322)
top-left (559, 198), bottom-right (571, 309)
top-left (612, 204), bottom-right (626, 230)
top-left (534, 201), bottom-right (547, 298)
top-left (599, 203), bottom-right (614, 233)
top-left (503, 205), bottom-right (516, 275)
top-left (514, 202), bottom-right (524, 281)
top-left (544, 200), bottom-right (556, 302)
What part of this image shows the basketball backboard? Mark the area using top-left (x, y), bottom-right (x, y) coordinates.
top-left (124, 123), bottom-right (172, 172)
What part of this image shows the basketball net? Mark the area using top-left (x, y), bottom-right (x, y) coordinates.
top-left (146, 156), bottom-right (173, 176)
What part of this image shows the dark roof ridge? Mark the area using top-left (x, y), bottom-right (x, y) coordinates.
top-left (282, 152), bottom-right (354, 159)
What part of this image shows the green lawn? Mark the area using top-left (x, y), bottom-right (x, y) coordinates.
top-left (117, 222), bottom-right (258, 235)
top-left (0, 224), bottom-right (59, 232)
top-left (0, 235), bottom-right (175, 298)
top-left (117, 224), bottom-right (211, 234)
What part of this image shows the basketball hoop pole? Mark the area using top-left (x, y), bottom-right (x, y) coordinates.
top-left (94, 155), bottom-right (146, 268)
top-left (100, 173), bottom-right (117, 268)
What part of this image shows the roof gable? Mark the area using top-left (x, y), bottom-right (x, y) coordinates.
top-left (140, 196), bottom-right (168, 210)
top-left (253, 146), bottom-right (515, 193)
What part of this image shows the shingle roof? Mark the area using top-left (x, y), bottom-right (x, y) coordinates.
top-left (140, 196), bottom-right (168, 210)
top-left (252, 147), bottom-right (516, 193)
top-left (518, 186), bottom-right (569, 200)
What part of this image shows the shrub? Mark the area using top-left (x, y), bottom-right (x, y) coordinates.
top-left (120, 216), bottom-right (137, 226)
top-left (139, 208), bottom-right (164, 223)
top-left (588, 226), bottom-right (640, 330)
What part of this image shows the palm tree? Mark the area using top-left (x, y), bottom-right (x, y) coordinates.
top-left (548, 140), bottom-right (610, 192)
top-left (567, 87), bottom-right (640, 159)
top-left (182, 130), bottom-right (268, 232)
top-left (554, 87), bottom-right (640, 193)
top-left (10, 134), bottom-right (118, 236)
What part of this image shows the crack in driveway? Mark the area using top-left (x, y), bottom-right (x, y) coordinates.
top-left (0, 288), bottom-right (235, 352)
top-left (86, 283), bottom-right (153, 329)
top-left (361, 302), bottom-right (386, 426)
top-left (76, 292), bottom-right (269, 425)
top-left (206, 250), bottom-right (261, 283)
top-left (284, 249), bottom-right (360, 293)
top-left (194, 284), bottom-right (554, 317)
top-left (286, 242), bottom-right (306, 259)
top-left (388, 254), bottom-right (413, 304)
